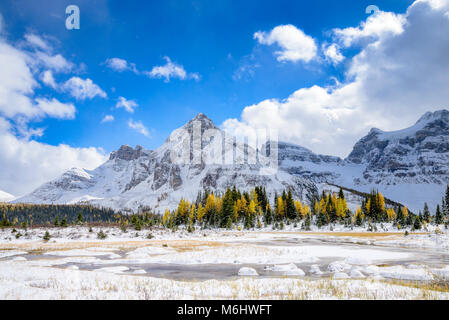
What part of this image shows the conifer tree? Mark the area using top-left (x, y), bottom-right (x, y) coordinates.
top-left (338, 188), bottom-right (345, 200)
top-left (285, 190), bottom-right (296, 220)
top-left (423, 203), bottom-right (431, 223)
top-left (221, 188), bottom-right (234, 228)
top-left (436, 205), bottom-right (443, 225)
top-left (444, 185), bottom-right (449, 217)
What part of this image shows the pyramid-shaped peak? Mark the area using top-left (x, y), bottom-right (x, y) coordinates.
top-left (193, 113), bottom-right (209, 120)
top-left (183, 113), bottom-right (218, 131)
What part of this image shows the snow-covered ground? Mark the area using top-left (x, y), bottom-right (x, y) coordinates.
top-left (1, 226), bottom-right (449, 299)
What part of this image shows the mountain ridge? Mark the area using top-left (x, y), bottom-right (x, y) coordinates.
top-left (14, 110), bottom-right (449, 213)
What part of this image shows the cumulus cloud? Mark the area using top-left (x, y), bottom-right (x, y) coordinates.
top-left (0, 16), bottom-right (108, 197)
top-left (0, 41), bottom-right (38, 118)
top-left (223, 0), bottom-right (449, 158)
top-left (145, 57), bottom-right (200, 82)
top-left (128, 119), bottom-right (150, 137)
top-left (104, 57), bottom-right (138, 73)
top-left (116, 96), bottom-right (138, 113)
top-left (254, 24), bottom-right (318, 63)
top-left (322, 43), bottom-right (344, 65)
top-left (333, 11), bottom-right (405, 47)
top-left (101, 115), bottom-right (114, 123)
top-left (35, 98), bottom-right (76, 119)
top-left (0, 117), bottom-right (107, 196)
top-left (63, 77), bottom-right (107, 100)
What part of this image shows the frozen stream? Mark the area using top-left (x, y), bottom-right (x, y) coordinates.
top-left (2, 235), bottom-right (449, 282)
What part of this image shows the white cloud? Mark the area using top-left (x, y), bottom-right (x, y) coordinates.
top-left (145, 57), bottom-right (199, 82)
top-left (224, 0), bottom-right (449, 158)
top-left (0, 40), bottom-right (38, 118)
top-left (24, 33), bottom-right (51, 52)
top-left (333, 11), bottom-right (405, 47)
top-left (40, 70), bottom-right (57, 89)
top-left (254, 24), bottom-right (318, 63)
top-left (35, 98), bottom-right (76, 119)
top-left (0, 117), bottom-right (106, 196)
top-left (104, 57), bottom-right (138, 73)
top-left (128, 119), bottom-right (150, 137)
top-left (116, 96), bottom-right (138, 113)
top-left (34, 51), bottom-right (74, 73)
top-left (63, 77), bottom-right (107, 100)
top-left (323, 43), bottom-right (344, 65)
top-left (101, 115), bottom-right (114, 123)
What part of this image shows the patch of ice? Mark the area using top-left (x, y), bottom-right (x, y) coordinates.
top-left (310, 265), bottom-right (323, 275)
top-left (66, 265), bottom-right (79, 270)
top-left (345, 256), bottom-right (371, 265)
top-left (350, 269), bottom-right (365, 278)
top-left (45, 249), bottom-right (117, 257)
top-left (0, 250), bottom-right (27, 258)
top-left (271, 264), bottom-right (305, 276)
top-left (362, 265), bottom-right (380, 275)
top-left (238, 267), bottom-right (258, 276)
top-left (11, 256), bottom-right (27, 262)
top-left (133, 269), bottom-right (147, 274)
top-left (328, 261), bottom-right (351, 273)
top-left (95, 266), bottom-right (129, 274)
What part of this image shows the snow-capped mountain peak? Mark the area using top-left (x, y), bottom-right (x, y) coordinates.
top-left (16, 114), bottom-right (317, 212)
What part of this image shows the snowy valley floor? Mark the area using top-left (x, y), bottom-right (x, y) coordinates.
top-left (1, 225), bottom-right (449, 299)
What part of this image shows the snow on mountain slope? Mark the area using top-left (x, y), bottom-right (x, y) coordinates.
top-left (279, 110), bottom-right (449, 213)
top-left (0, 190), bottom-right (15, 203)
top-left (14, 110), bottom-right (449, 214)
top-left (16, 114), bottom-right (317, 213)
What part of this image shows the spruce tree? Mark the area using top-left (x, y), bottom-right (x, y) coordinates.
top-left (338, 188), bottom-right (345, 200)
top-left (413, 216), bottom-right (422, 231)
top-left (444, 185), bottom-right (449, 217)
top-left (221, 188), bottom-right (234, 228)
top-left (285, 191), bottom-right (296, 220)
top-left (436, 205), bottom-right (443, 225)
top-left (423, 203), bottom-right (431, 223)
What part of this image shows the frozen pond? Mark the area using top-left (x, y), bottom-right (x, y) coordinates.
top-left (3, 234), bottom-right (449, 282)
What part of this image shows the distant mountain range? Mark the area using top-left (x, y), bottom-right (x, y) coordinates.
top-left (14, 110), bottom-right (449, 213)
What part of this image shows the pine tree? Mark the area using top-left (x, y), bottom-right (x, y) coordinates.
top-left (423, 203), bottom-right (431, 223)
top-left (77, 213), bottom-right (83, 224)
top-left (413, 216), bottom-right (422, 231)
top-left (221, 188), bottom-right (234, 228)
top-left (338, 188), bottom-right (345, 200)
top-left (285, 190), bottom-right (296, 220)
top-left (436, 205), bottom-right (443, 225)
top-left (444, 185), bottom-right (449, 217)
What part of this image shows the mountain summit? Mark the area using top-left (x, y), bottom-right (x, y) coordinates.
top-left (14, 110), bottom-right (449, 213)
top-left (15, 114), bottom-right (316, 212)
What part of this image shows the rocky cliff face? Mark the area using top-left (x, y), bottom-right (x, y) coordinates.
top-left (347, 110), bottom-right (449, 185)
top-left (14, 110), bottom-right (449, 213)
top-left (16, 114), bottom-right (317, 212)
top-left (277, 110), bottom-right (449, 212)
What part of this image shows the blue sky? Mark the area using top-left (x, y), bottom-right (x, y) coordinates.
top-left (4, 0), bottom-right (449, 196)
top-left (0, 0), bottom-right (413, 152)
